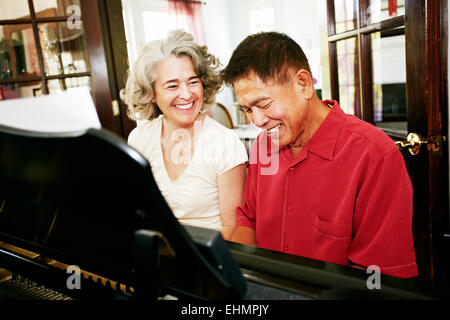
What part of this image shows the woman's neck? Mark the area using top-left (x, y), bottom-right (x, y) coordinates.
top-left (161, 113), bottom-right (205, 140)
top-left (161, 113), bottom-right (205, 138)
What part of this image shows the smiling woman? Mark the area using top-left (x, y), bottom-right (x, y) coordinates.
top-left (120, 30), bottom-right (221, 121)
top-left (120, 30), bottom-right (248, 240)
top-left (152, 55), bottom-right (204, 129)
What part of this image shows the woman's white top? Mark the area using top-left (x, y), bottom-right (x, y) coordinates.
top-left (128, 115), bottom-right (248, 230)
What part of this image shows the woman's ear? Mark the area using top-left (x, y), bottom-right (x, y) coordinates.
top-left (294, 69), bottom-right (314, 99)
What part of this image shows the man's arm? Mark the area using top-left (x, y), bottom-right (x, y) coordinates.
top-left (231, 226), bottom-right (256, 245)
top-left (348, 148), bottom-right (418, 278)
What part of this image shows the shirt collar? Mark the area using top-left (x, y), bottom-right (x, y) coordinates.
top-left (256, 100), bottom-right (345, 161)
top-left (305, 100), bottom-right (345, 161)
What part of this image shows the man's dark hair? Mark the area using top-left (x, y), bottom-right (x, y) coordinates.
top-left (221, 31), bottom-right (312, 85)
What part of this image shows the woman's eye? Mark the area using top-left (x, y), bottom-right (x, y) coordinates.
top-left (189, 80), bottom-right (200, 85)
top-left (242, 107), bottom-right (252, 114)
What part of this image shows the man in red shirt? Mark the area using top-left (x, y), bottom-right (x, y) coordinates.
top-left (221, 32), bottom-right (418, 278)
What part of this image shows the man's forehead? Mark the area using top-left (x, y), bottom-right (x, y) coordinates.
top-left (233, 71), bottom-right (292, 106)
top-left (233, 71), bottom-right (266, 86)
top-left (233, 76), bottom-right (268, 106)
top-left (233, 73), bottom-right (269, 96)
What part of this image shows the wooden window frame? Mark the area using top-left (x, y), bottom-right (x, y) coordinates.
top-left (326, 0), bottom-right (406, 133)
top-left (0, 0), bottom-right (90, 94)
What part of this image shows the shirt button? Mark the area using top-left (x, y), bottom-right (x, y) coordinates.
top-left (284, 245), bottom-right (289, 251)
top-left (287, 205), bottom-right (293, 210)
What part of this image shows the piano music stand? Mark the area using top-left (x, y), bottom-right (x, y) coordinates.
top-left (0, 124), bottom-right (246, 300)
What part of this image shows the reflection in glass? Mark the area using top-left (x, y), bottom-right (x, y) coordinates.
top-left (38, 22), bottom-right (89, 76)
top-left (0, 0), bottom-right (30, 20)
top-left (366, 0), bottom-right (405, 25)
top-left (47, 76), bottom-right (90, 93)
top-left (336, 37), bottom-right (358, 115)
top-left (0, 82), bottom-right (43, 100)
top-left (372, 32), bottom-right (407, 133)
top-left (33, 0), bottom-right (81, 18)
top-left (0, 24), bottom-right (40, 80)
top-left (334, 0), bottom-right (356, 34)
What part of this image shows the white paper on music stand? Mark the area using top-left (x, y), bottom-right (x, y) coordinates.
top-left (0, 87), bottom-right (101, 132)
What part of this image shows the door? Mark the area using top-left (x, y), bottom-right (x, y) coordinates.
top-left (325, 0), bottom-right (449, 286)
top-left (82, 0), bottom-right (135, 139)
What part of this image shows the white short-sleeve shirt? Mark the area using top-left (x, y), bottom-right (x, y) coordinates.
top-left (128, 115), bottom-right (248, 230)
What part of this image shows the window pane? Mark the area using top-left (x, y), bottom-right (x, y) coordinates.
top-left (334, 0), bottom-right (356, 34)
top-left (47, 76), bottom-right (91, 93)
top-left (38, 22), bottom-right (89, 76)
top-left (372, 32), bottom-right (407, 134)
top-left (33, 0), bottom-right (81, 18)
top-left (336, 37), bottom-right (359, 115)
top-left (143, 11), bottom-right (172, 42)
top-left (0, 0), bottom-right (30, 20)
top-left (0, 82), bottom-right (43, 100)
top-left (0, 24), bottom-right (41, 80)
top-left (366, 0), bottom-right (405, 25)
top-left (249, 6), bottom-right (275, 33)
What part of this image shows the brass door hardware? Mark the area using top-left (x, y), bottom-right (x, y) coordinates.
top-left (395, 133), bottom-right (446, 156)
top-left (112, 100), bottom-right (120, 117)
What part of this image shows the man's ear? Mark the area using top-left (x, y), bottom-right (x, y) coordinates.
top-left (294, 69), bottom-right (314, 99)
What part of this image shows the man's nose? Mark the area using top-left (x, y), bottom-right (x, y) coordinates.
top-left (251, 108), bottom-right (269, 127)
top-left (178, 83), bottom-right (192, 100)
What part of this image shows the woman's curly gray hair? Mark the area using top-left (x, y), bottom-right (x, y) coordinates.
top-left (120, 30), bottom-right (222, 121)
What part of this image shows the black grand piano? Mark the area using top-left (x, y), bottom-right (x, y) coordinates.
top-left (0, 124), bottom-right (445, 301)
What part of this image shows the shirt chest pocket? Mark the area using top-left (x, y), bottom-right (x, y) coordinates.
top-left (310, 216), bottom-right (352, 265)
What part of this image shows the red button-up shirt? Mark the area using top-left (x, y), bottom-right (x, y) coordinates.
top-left (237, 100), bottom-right (418, 278)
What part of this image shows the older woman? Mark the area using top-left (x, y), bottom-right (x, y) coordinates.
top-left (120, 30), bottom-right (247, 240)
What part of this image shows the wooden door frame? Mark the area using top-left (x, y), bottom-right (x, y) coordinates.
top-left (103, 0), bottom-right (136, 140)
top-left (80, 0), bottom-right (135, 139)
top-left (326, 0), bottom-right (449, 286)
top-left (440, 1), bottom-right (450, 288)
top-left (404, 0), bottom-right (448, 287)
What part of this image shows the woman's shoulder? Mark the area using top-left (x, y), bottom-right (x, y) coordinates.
top-left (204, 115), bottom-right (236, 136)
top-left (203, 115), bottom-right (247, 154)
top-left (128, 116), bottom-right (162, 144)
top-left (201, 116), bottom-right (248, 170)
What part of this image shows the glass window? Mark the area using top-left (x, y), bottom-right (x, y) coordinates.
top-left (38, 22), bottom-right (89, 76)
top-left (0, 0), bottom-right (30, 20)
top-left (0, 24), bottom-right (40, 80)
top-left (366, 0), bottom-right (405, 25)
top-left (47, 76), bottom-right (90, 93)
top-left (33, 0), bottom-right (81, 18)
top-left (142, 11), bottom-right (173, 42)
top-left (249, 6), bottom-right (275, 33)
top-left (142, 2), bottom-right (204, 44)
top-left (0, 1), bottom-right (92, 105)
top-left (372, 31), bottom-right (407, 133)
top-left (336, 37), bottom-right (359, 115)
top-left (334, 0), bottom-right (357, 34)
top-left (0, 82), bottom-right (43, 100)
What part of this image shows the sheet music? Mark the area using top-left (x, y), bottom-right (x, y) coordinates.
top-left (0, 87), bottom-right (101, 132)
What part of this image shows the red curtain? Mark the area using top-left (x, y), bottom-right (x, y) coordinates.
top-left (168, 0), bottom-right (205, 45)
top-left (388, 0), bottom-right (398, 16)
